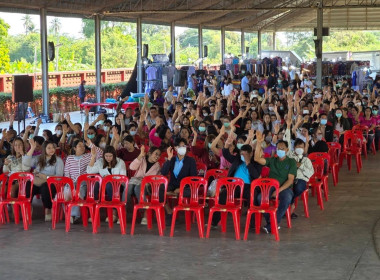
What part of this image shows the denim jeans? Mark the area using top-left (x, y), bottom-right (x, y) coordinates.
top-left (291, 179), bottom-right (307, 204)
top-left (375, 129), bottom-right (380, 150)
top-left (257, 187), bottom-right (294, 231)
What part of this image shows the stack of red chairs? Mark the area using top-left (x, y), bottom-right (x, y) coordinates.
top-left (0, 173), bottom-right (9, 224)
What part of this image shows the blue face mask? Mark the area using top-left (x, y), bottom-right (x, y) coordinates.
top-left (276, 149), bottom-right (286, 158)
top-left (87, 134), bottom-right (95, 140)
top-left (109, 134), bottom-right (113, 139)
top-left (237, 143), bottom-right (244, 150)
top-left (223, 122), bottom-right (230, 128)
top-left (373, 110), bottom-right (378, 115)
top-left (208, 143), bottom-right (212, 149)
top-left (199, 127), bottom-right (206, 132)
top-left (335, 113), bottom-right (342, 118)
top-left (320, 119), bottom-right (327, 125)
top-left (240, 155), bottom-right (245, 162)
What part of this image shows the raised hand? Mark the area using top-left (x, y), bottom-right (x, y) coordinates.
top-left (65, 113), bottom-right (71, 122)
top-left (256, 130), bottom-right (264, 143)
top-left (29, 138), bottom-right (36, 150)
top-left (37, 118), bottom-right (42, 126)
top-left (2, 128), bottom-right (7, 139)
top-left (91, 146), bottom-right (97, 157)
top-left (139, 145), bottom-right (146, 158)
top-left (191, 126), bottom-right (198, 136)
top-left (167, 146), bottom-right (174, 160)
top-left (274, 123), bottom-right (280, 134)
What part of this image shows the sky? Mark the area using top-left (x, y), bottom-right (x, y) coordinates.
top-left (0, 12), bottom-right (187, 38)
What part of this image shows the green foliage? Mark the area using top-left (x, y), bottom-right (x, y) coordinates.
top-left (0, 18), bottom-right (10, 73)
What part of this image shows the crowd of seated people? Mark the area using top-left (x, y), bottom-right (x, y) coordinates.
top-left (1, 70), bottom-right (379, 234)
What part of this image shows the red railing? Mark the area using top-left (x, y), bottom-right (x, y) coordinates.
top-left (0, 64), bottom-right (221, 93)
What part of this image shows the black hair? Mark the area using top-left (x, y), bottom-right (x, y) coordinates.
top-left (33, 136), bottom-right (45, 145)
top-left (207, 125), bottom-right (218, 136)
top-left (294, 138), bottom-right (305, 147)
top-left (157, 125), bottom-right (170, 140)
top-left (277, 140), bottom-right (288, 148)
top-left (213, 120), bottom-right (223, 129)
top-left (240, 144), bottom-right (253, 154)
top-left (174, 137), bottom-right (187, 147)
top-left (124, 135), bottom-right (135, 144)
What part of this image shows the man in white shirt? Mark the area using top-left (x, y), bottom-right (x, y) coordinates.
top-left (300, 75), bottom-right (313, 93)
top-left (223, 78), bottom-right (234, 96)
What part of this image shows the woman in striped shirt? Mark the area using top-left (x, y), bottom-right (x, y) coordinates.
top-left (64, 138), bottom-right (103, 223)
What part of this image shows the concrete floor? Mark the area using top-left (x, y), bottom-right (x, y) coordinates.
top-left (0, 116), bottom-right (380, 279)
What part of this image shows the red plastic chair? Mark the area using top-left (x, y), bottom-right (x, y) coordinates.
top-left (308, 158), bottom-right (326, 210)
top-left (47, 176), bottom-right (75, 230)
top-left (327, 142), bottom-right (341, 186)
top-left (0, 173), bottom-right (10, 224)
top-left (65, 174), bottom-right (102, 232)
top-left (206, 177), bottom-right (244, 240)
top-left (244, 178), bottom-right (280, 241)
top-left (204, 169), bottom-right (228, 202)
top-left (308, 152), bottom-right (330, 201)
top-left (196, 162), bottom-right (207, 177)
top-left (353, 124), bottom-right (376, 157)
top-left (93, 175), bottom-right (129, 234)
top-left (333, 130), bottom-right (340, 141)
top-left (130, 175), bottom-right (169, 236)
top-left (170, 177), bottom-right (208, 238)
top-left (0, 172), bottom-right (34, 230)
top-left (339, 130), bottom-right (362, 173)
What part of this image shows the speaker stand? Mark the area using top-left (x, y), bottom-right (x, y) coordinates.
top-left (17, 102), bottom-right (26, 135)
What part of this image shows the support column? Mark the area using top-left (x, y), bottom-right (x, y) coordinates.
top-left (221, 27), bottom-right (225, 64)
top-left (241, 29), bottom-right (245, 56)
top-left (316, 4), bottom-right (323, 88)
top-left (258, 30), bottom-right (262, 58)
top-left (273, 31), bottom-right (276, 51)
top-left (170, 22), bottom-right (176, 64)
top-left (198, 24), bottom-right (203, 69)
top-left (40, 8), bottom-right (49, 115)
top-left (137, 17), bottom-right (143, 93)
top-left (95, 14), bottom-right (102, 102)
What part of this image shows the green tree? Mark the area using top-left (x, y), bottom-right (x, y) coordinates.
top-left (0, 18), bottom-right (11, 73)
top-left (22, 15), bottom-right (36, 35)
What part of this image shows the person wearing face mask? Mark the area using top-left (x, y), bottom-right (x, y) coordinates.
top-left (191, 128), bottom-right (220, 170)
top-left (210, 137), bottom-right (262, 228)
top-left (331, 108), bottom-right (351, 140)
top-left (312, 113), bottom-right (333, 142)
top-left (52, 124), bottom-right (63, 145)
top-left (161, 138), bottom-right (197, 225)
top-left (254, 132), bottom-right (297, 233)
top-left (196, 122), bottom-right (207, 143)
top-left (285, 138), bottom-right (314, 218)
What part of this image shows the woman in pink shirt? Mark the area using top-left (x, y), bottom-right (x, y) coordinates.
top-left (359, 107), bottom-right (376, 152)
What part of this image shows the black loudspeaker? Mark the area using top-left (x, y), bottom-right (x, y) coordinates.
top-left (246, 47), bottom-right (250, 53)
top-left (48, 42), bottom-right (55, 61)
top-left (12, 75), bottom-right (33, 103)
top-left (204, 45), bottom-right (208, 57)
top-left (14, 103), bottom-right (28, 121)
top-left (174, 70), bottom-right (187, 87)
top-left (143, 44), bottom-right (149, 58)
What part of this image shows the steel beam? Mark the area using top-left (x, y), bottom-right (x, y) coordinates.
top-left (40, 8), bottom-right (49, 115)
top-left (95, 14), bottom-right (102, 102)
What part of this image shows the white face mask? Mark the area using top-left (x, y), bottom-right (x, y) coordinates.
top-left (177, 147), bottom-right (187, 156)
top-left (103, 126), bottom-right (109, 132)
top-left (295, 148), bottom-right (304, 156)
top-left (303, 110), bottom-right (309, 115)
top-left (56, 130), bottom-right (62, 136)
top-left (99, 142), bottom-right (106, 149)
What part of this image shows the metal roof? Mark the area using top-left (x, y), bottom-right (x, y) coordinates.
top-left (1, 0), bottom-right (380, 31)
